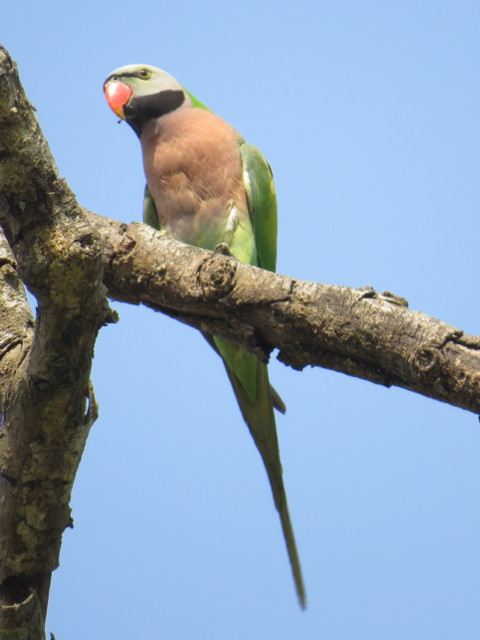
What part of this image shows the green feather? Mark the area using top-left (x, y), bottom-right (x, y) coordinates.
top-left (221, 355), bottom-right (305, 608)
top-left (143, 184), bottom-right (160, 229)
top-left (240, 143), bottom-right (278, 272)
top-left (212, 143), bottom-right (279, 400)
top-left (182, 86), bottom-right (212, 111)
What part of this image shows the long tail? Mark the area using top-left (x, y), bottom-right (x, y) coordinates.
top-left (222, 350), bottom-right (306, 608)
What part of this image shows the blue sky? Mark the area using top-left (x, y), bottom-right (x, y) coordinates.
top-left (4, 0), bottom-right (480, 637)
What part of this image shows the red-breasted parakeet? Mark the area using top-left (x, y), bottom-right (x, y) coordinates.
top-left (104, 65), bottom-right (305, 607)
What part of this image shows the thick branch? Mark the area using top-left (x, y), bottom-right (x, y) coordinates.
top-left (0, 48), bottom-right (112, 638)
top-left (88, 210), bottom-right (480, 415)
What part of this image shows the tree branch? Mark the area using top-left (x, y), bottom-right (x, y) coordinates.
top-left (0, 47), bottom-right (113, 639)
top-left (87, 210), bottom-right (480, 415)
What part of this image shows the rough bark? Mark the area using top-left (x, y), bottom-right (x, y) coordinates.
top-left (88, 211), bottom-right (480, 415)
top-left (0, 48), bottom-right (113, 639)
top-left (0, 44), bottom-right (479, 639)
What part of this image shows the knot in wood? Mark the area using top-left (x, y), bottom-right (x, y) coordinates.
top-left (411, 345), bottom-right (442, 374)
top-left (197, 253), bottom-right (237, 302)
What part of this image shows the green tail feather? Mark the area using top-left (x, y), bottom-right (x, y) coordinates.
top-left (221, 349), bottom-right (306, 608)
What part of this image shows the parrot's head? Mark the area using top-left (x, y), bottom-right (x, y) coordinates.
top-left (104, 64), bottom-right (189, 135)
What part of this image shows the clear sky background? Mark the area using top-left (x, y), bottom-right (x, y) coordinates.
top-left (3, 1), bottom-right (480, 637)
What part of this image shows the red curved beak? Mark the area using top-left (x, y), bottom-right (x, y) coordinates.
top-left (104, 80), bottom-right (133, 119)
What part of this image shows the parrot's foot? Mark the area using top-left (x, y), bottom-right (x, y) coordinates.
top-left (214, 242), bottom-right (233, 257)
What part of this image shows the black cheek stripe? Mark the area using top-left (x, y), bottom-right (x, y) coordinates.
top-left (124, 89), bottom-right (185, 123)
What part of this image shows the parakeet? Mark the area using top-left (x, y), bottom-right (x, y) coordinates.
top-left (103, 65), bottom-right (305, 607)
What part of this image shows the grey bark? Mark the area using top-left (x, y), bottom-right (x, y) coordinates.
top-left (0, 48), bottom-right (113, 639)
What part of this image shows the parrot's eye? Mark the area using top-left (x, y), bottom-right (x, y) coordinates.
top-left (139, 68), bottom-right (151, 79)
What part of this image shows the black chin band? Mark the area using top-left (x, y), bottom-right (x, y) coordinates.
top-left (124, 89), bottom-right (185, 135)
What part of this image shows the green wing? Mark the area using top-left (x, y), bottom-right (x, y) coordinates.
top-left (240, 143), bottom-right (278, 272)
top-left (143, 184), bottom-right (160, 229)
top-left (213, 143), bottom-right (278, 402)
